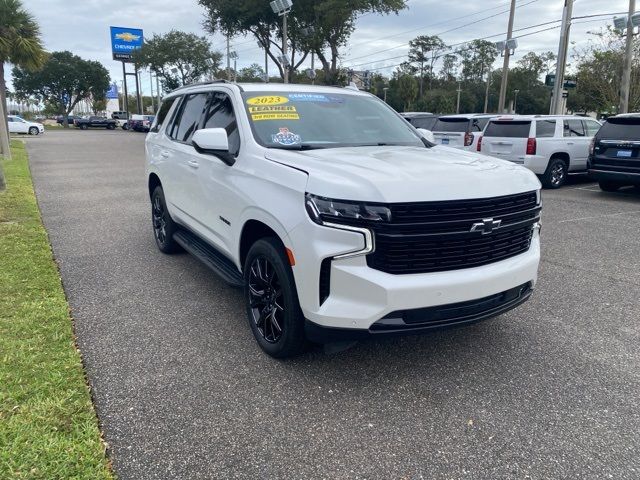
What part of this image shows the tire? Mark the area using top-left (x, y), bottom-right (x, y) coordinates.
top-left (28, 127), bottom-right (39, 135)
top-left (541, 157), bottom-right (568, 189)
top-left (599, 181), bottom-right (622, 192)
top-left (80, 124), bottom-right (88, 130)
top-left (244, 238), bottom-right (308, 358)
top-left (107, 124), bottom-right (115, 130)
top-left (151, 186), bottom-right (180, 254)
top-left (122, 124), bottom-right (128, 130)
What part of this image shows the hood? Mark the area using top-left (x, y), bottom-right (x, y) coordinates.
top-left (265, 145), bottom-right (541, 203)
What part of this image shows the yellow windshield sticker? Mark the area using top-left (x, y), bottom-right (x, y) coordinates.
top-left (251, 113), bottom-right (300, 121)
top-left (249, 105), bottom-right (299, 121)
top-left (246, 95), bottom-right (289, 106)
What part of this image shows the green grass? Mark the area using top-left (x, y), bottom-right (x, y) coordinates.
top-left (0, 141), bottom-right (114, 479)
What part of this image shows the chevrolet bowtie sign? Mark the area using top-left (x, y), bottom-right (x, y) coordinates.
top-left (110, 26), bottom-right (144, 62)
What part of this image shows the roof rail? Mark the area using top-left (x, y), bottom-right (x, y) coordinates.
top-left (170, 79), bottom-right (244, 93)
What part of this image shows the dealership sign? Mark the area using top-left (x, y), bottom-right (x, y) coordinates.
top-left (110, 26), bottom-right (143, 62)
top-left (106, 83), bottom-right (118, 99)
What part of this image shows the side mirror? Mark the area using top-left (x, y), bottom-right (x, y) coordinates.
top-left (192, 128), bottom-right (235, 166)
top-left (416, 128), bottom-right (436, 144)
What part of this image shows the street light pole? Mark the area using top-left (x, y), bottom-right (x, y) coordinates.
top-left (456, 81), bottom-right (462, 114)
top-left (550, 0), bottom-right (574, 115)
top-left (282, 13), bottom-right (289, 83)
top-left (270, 0), bottom-right (293, 84)
top-left (383, 87), bottom-right (389, 103)
top-left (497, 0), bottom-right (517, 113)
top-left (226, 36), bottom-right (231, 81)
top-left (514, 89), bottom-right (520, 114)
top-left (619, 0), bottom-right (636, 114)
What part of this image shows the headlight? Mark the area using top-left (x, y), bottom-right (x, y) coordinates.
top-left (305, 194), bottom-right (392, 225)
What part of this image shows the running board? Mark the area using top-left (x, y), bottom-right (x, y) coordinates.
top-left (173, 229), bottom-right (244, 288)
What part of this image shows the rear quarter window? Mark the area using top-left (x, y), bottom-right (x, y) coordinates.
top-left (535, 120), bottom-right (556, 138)
top-left (484, 121), bottom-right (531, 138)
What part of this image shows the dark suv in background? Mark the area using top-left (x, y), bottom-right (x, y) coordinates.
top-left (589, 114), bottom-right (640, 192)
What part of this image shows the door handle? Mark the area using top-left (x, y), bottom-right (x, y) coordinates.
top-left (567, 142), bottom-right (574, 145)
top-left (160, 151), bottom-right (170, 158)
top-left (187, 160), bottom-right (199, 169)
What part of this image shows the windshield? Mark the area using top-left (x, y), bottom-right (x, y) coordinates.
top-left (241, 92), bottom-right (424, 149)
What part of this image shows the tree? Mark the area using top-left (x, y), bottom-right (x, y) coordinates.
top-left (0, 0), bottom-right (46, 187)
top-left (132, 30), bottom-right (222, 91)
top-left (459, 40), bottom-right (498, 82)
top-left (408, 35), bottom-right (445, 96)
top-left (200, 0), bottom-right (407, 85)
top-left (12, 51), bottom-right (110, 127)
top-left (397, 74), bottom-right (417, 111)
top-left (439, 53), bottom-right (458, 82)
top-left (236, 63), bottom-right (265, 82)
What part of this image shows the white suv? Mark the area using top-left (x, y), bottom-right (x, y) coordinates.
top-left (7, 115), bottom-right (44, 135)
top-left (479, 115), bottom-right (602, 188)
top-left (145, 81), bottom-right (542, 358)
top-left (431, 114), bottom-right (497, 151)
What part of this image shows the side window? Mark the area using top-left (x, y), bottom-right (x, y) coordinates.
top-left (202, 92), bottom-right (240, 155)
top-left (170, 93), bottom-right (209, 143)
top-left (474, 118), bottom-right (489, 131)
top-left (584, 120), bottom-right (601, 137)
top-left (151, 98), bottom-right (176, 133)
top-left (536, 120), bottom-right (556, 138)
top-left (564, 119), bottom-right (585, 137)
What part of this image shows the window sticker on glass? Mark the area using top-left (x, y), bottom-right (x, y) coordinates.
top-left (249, 105), bottom-right (299, 121)
top-left (271, 127), bottom-right (301, 145)
top-left (246, 95), bottom-right (289, 105)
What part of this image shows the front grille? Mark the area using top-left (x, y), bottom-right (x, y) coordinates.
top-left (339, 191), bottom-right (540, 275)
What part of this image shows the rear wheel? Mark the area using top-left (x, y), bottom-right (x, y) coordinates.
top-left (541, 157), bottom-right (568, 189)
top-left (151, 186), bottom-right (180, 253)
top-left (80, 124), bottom-right (88, 130)
top-left (244, 238), bottom-right (308, 358)
top-left (28, 127), bottom-right (39, 135)
top-left (599, 181), bottom-right (623, 192)
top-left (107, 124), bottom-right (115, 130)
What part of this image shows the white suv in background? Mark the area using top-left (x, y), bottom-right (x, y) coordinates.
top-left (479, 115), bottom-right (602, 188)
top-left (431, 114), bottom-right (497, 151)
top-left (7, 115), bottom-right (44, 135)
top-left (145, 81), bottom-right (541, 358)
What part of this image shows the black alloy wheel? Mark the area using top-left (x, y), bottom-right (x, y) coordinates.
top-left (248, 255), bottom-right (285, 344)
top-left (151, 186), bottom-right (179, 253)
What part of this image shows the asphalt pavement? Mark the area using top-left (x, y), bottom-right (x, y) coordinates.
top-left (26, 129), bottom-right (640, 479)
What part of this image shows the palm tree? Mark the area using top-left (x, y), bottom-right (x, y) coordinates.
top-left (0, 0), bottom-right (45, 187)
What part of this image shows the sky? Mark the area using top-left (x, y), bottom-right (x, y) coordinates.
top-left (7, 0), bottom-right (631, 96)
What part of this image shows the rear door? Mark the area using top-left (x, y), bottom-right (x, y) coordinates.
top-left (481, 120), bottom-right (531, 163)
top-left (431, 117), bottom-right (469, 148)
top-left (563, 119), bottom-right (588, 171)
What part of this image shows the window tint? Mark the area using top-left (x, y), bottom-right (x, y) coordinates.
top-left (203, 92), bottom-right (240, 154)
top-left (536, 120), bottom-right (556, 138)
top-left (483, 121), bottom-right (531, 138)
top-left (472, 118), bottom-right (489, 131)
top-left (151, 98), bottom-right (176, 133)
top-left (564, 119), bottom-right (585, 137)
top-left (409, 117), bottom-right (437, 130)
top-left (598, 117), bottom-right (640, 140)
top-left (584, 120), bottom-right (601, 136)
top-left (432, 118), bottom-right (470, 132)
top-left (170, 93), bottom-right (209, 143)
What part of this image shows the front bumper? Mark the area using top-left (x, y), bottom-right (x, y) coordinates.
top-left (287, 218), bottom-right (540, 333)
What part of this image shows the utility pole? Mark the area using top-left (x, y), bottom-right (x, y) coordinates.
top-left (149, 70), bottom-right (155, 113)
top-left (484, 68), bottom-right (491, 113)
top-left (271, 0), bottom-right (293, 83)
top-left (456, 81), bottom-right (462, 114)
top-left (155, 75), bottom-right (161, 109)
top-left (282, 13), bottom-right (289, 83)
top-left (498, 0), bottom-right (517, 113)
top-left (619, 0), bottom-right (636, 113)
top-left (226, 36), bottom-right (231, 81)
top-left (551, 0), bottom-right (574, 114)
top-left (311, 51), bottom-right (315, 85)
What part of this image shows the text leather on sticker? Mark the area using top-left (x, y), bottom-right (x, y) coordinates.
top-left (246, 96), bottom-right (289, 106)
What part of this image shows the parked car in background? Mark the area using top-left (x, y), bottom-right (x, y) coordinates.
top-left (74, 116), bottom-right (117, 130)
top-left (479, 115), bottom-right (602, 188)
top-left (129, 114), bottom-right (155, 132)
top-left (401, 112), bottom-right (438, 131)
top-left (7, 115), bottom-right (45, 135)
top-left (431, 114), bottom-right (497, 151)
top-left (111, 111), bottom-right (128, 120)
top-left (145, 81), bottom-right (541, 358)
top-left (588, 113), bottom-right (640, 191)
top-left (56, 114), bottom-right (82, 125)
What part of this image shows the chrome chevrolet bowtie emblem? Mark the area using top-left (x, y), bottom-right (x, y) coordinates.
top-left (470, 218), bottom-right (502, 235)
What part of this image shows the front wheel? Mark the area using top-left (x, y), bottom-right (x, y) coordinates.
top-left (107, 124), bottom-right (115, 130)
top-left (28, 127), bottom-right (39, 135)
top-left (151, 186), bottom-right (180, 253)
top-left (80, 124), bottom-right (88, 130)
top-left (244, 238), bottom-right (308, 358)
top-left (541, 157), bottom-right (568, 189)
top-left (599, 181), bottom-right (623, 192)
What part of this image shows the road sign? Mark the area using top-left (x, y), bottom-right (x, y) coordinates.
top-left (110, 26), bottom-right (143, 62)
top-left (545, 74), bottom-right (577, 89)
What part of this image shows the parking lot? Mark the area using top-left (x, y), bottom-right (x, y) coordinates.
top-left (25, 129), bottom-right (640, 479)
